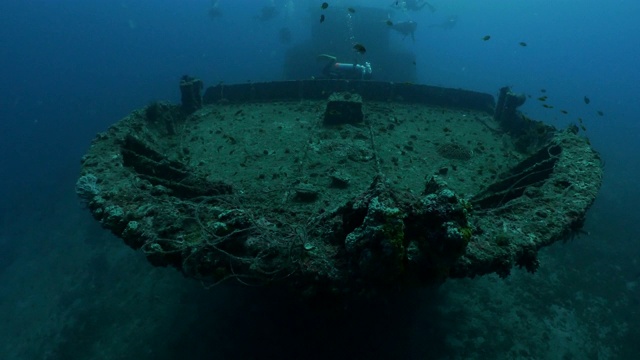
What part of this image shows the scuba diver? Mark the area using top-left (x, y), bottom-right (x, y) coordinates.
top-left (317, 54), bottom-right (372, 80)
top-left (389, 20), bottom-right (417, 41)
top-left (391, 0), bottom-right (436, 12)
top-left (208, 0), bottom-right (222, 20)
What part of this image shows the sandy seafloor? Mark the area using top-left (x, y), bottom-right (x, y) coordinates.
top-left (1, 99), bottom-right (638, 360)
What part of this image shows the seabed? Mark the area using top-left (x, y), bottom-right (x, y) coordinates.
top-left (77, 80), bottom-right (602, 301)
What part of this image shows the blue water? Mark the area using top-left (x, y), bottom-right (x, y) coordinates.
top-left (1, 1), bottom-right (639, 359)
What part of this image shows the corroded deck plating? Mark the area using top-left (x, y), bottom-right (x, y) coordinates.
top-left (76, 80), bottom-right (602, 299)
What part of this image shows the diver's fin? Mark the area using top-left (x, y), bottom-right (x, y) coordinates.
top-left (317, 54), bottom-right (337, 63)
top-left (426, 2), bottom-right (436, 13)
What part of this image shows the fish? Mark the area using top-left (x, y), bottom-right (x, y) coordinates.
top-left (347, 7), bottom-right (356, 13)
top-left (320, 14), bottom-right (325, 23)
top-left (542, 104), bottom-right (554, 109)
top-left (385, 19), bottom-right (394, 26)
top-left (519, 42), bottom-right (527, 47)
top-left (321, 2), bottom-right (329, 9)
top-left (560, 110), bottom-right (568, 114)
top-left (482, 35), bottom-right (491, 41)
top-left (584, 96), bottom-right (590, 104)
top-left (541, 89), bottom-right (547, 93)
top-left (597, 110), bottom-right (604, 116)
top-left (537, 96), bottom-right (547, 101)
top-left (390, 20), bottom-right (417, 41)
top-left (353, 43), bottom-right (366, 54)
